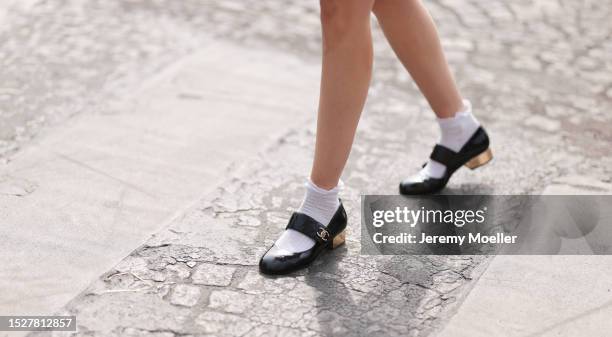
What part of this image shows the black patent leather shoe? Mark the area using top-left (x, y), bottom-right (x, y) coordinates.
top-left (399, 127), bottom-right (492, 195)
top-left (259, 202), bottom-right (347, 275)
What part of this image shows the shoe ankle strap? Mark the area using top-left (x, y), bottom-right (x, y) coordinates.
top-left (286, 213), bottom-right (332, 244)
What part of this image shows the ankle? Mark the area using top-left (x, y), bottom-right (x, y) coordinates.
top-left (309, 176), bottom-right (339, 191)
top-left (436, 99), bottom-right (479, 152)
top-left (432, 98), bottom-right (465, 119)
top-left (297, 179), bottom-right (341, 225)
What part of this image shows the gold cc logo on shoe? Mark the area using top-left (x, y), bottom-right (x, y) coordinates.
top-left (317, 228), bottom-right (330, 242)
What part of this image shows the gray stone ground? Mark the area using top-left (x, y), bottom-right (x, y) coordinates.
top-left (1, 0), bottom-right (610, 336)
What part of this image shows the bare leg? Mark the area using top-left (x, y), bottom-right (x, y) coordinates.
top-left (373, 0), bottom-right (463, 118)
top-left (310, 0), bottom-right (376, 190)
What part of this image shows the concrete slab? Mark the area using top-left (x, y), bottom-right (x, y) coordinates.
top-left (0, 41), bottom-right (318, 317)
top-left (435, 178), bottom-right (612, 337)
top-left (436, 256), bottom-right (612, 337)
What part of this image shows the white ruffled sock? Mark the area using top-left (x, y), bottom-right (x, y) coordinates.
top-left (274, 180), bottom-right (341, 253)
top-left (422, 100), bottom-right (480, 178)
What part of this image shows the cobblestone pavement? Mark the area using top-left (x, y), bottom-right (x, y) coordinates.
top-left (4, 0), bottom-right (611, 336)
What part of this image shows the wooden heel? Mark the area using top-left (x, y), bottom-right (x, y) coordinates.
top-left (464, 148), bottom-right (493, 170)
top-left (331, 230), bottom-right (346, 249)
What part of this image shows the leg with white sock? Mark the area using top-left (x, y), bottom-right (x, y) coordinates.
top-left (398, 98), bottom-right (491, 194)
top-left (373, 0), bottom-right (492, 194)
top-left (273, 0), bottom-right (375, 255)
top-left (259, 0), bottom-right (375, 274)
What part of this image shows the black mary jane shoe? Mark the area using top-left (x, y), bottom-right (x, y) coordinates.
top-left (259, 202), bottom-right (347, 275)
top-left (399, 126), bottom-right (493, 195)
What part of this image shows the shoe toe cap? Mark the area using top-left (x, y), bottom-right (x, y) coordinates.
top-left (399, 178), bottom-right (443, 195)
top-left (399, 178), bottom-right (426, 195)
top-left (259, 246), bottom-right (301, 275)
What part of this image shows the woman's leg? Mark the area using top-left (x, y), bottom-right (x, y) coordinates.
top-left (259, 0), bottom-right (376, 275)
top-left (372, 0), bottom-right (462, 118)
top-left (373, 0), bottom-right (491, 194)
top-left (271, 0), bottom-right (375, 249)
top-left (310, 0), bottom-right (376, 190)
